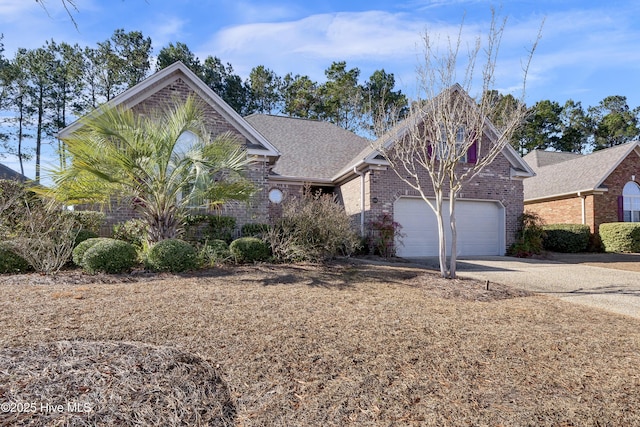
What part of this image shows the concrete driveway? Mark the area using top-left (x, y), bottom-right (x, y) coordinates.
top-left (411, 256), bottom-right (640, 319)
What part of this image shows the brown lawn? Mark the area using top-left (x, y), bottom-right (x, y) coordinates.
top-left (1, 260), bottom-right (640, 426)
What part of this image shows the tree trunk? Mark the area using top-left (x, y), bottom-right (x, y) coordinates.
top-left (448, 189), bottom-right (457, 279)
top-left (434, 192), bottom-right (449, 278)
top-left (17, 98), bottom-right (25, 177)
top-left (35, 86), bottom-right (44, 184)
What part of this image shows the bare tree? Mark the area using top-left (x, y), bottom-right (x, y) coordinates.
top-left (36, 1), bottom-right (79, 28)
top-left (374, 12), bottom-right (542, 278)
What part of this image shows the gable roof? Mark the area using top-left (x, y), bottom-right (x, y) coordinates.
top-left (334, 83), bottom-right (535, 181)
top-left (58, 62), bottom-right (280, 159)
top-left (245, 114), bottom-right (371, 182)
top-left (523, 141), bottom-right (640, 201)
top-left (0, 163), bottom-right (28, 182)
top-left (524, 150), bottom-right (582, 168)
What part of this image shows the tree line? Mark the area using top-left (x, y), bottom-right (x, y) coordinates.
top-left (490, 92), bottom-right (640, 155)
top-left (1, 28), bottom-right (638, 183)
top-left (0, 30), bottom-right (408, 183)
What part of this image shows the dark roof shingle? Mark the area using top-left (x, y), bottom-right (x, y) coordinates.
top-left (523, 142), bottom-right (640, 200)
top-left (245, 114), bottom-right (372, 180)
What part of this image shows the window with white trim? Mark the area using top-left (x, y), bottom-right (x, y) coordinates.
top-left (437, 124), bottom-right (467, 162)
top-left (623, 181), bottom-right (640, 222)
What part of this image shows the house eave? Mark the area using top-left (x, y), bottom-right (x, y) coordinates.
top-left (524, 188), bottom-right (608, 204)
top-left (268, 175), bottom-right (334, 187)
top-left (58, 62), bottom-right (281, 159)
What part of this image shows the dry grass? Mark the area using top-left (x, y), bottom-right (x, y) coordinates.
top-left (1, 260), bottom-right (640, 426)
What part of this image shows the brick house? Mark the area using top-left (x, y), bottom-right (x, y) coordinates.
top-left (522, 141), bottom-right (640, 232)
top-left (59, 62), bottom-right (534, 256)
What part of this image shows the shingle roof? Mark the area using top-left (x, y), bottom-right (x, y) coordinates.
top-left (523, 142), bottom-right (640, 200)
top-left (244, 114), bottom-right (372, 180)
top-left (524, 150), bottom-right (582, 167)
top-left (0, 163), bottom-right (28, 181)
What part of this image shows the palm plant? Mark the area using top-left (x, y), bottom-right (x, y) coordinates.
top-left (47, 96), bottom-right (254, 242)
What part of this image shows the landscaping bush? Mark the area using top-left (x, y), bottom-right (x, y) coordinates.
top-left (184, 214), bottom-right (236, 243)
top-left (0, 243), bottom-right (31, 274)
top-left (599, 222), bottom-right (640, 253)
top-left (74, 229), bottom-right (99, 248)
top-left (229, 237), bottom-right (270, 263)
top-left (197, 239), bottom-right (232, 267)
top-left (2, 196), bottom-right (79, 274)
top-left (241, 223), bottom-right (271, 238)
top-left (83, 239), bottom-right (138, 274)
top-left (113, 218), bottom-right (148, 248)
top-left (367, 213), bottom-right (404, 258)
top-left (542, 224), bottom-right (590, 253)
top-left (266, 189), bottom-right (361, 263)
top-left (72, 237), bottom-right (106, 267)
top-left (507, 212), bottom-right (546, 257)
top-left (146, 239), bottom-right (197, 272)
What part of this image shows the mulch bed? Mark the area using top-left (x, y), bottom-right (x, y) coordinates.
top-left (0, 341), bottom-right (235, 426)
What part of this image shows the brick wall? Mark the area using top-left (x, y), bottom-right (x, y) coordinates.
top-left (337, 139), bottom-right (525, 248)
top-left (595, 153), bottom-right (640, 229)
top-left (525, 151), bottom-right (639, 232)
top-left (524, 195), bottom-right (595, 231)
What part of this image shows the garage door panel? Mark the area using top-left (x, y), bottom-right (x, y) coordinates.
top-left (393, 198), bottom-right (504, 257)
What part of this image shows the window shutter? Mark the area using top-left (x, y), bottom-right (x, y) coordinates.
top-left (427, 143), bottom-right (433, 159)
top-left (618, 195), bottom-right (624, 222)
top-left (467, 139), bottom-right (477, 164)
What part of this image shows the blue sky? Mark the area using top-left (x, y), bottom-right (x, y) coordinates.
top-left (2, 0), bottom-right (640, 179)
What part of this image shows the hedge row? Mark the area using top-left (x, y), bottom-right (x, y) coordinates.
top-left (542, 224), bottom-right (590, 253)
top-left (599, 223), bottom-right (640, 253)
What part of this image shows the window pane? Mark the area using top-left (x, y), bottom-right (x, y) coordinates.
top-left (634, 211), bottom-right (640, 222)
top-left (624, 210), bottom-right (632, 222)
top-left (623, 181), bottom-right (640, 196)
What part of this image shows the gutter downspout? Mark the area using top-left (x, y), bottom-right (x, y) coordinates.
top-left (354, 166), bottom-right (365, 235)
top-left (578, 192), bottom-right (586, 225)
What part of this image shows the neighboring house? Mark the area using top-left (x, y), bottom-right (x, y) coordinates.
top-left (0, 163), bottom-right (28, 182)
top-left (59, 62), bottom-right (535, 256)
top-left (523, 141), bottom-right (640, 232)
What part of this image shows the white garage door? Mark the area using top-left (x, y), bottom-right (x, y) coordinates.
top-left (393, 197), bottom-right (505, 257)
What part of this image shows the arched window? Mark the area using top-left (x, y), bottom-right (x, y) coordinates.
top-left (622, 181), bottom-right (640, 222)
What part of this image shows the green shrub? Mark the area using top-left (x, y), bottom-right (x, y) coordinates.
top-left (113, 218), bottom-right (148, 248)
top-left (241, 223), bottom-right (271, 238)
top-left (229, 237), bottom-right (270, 263)
top-left (266, 189), bottom-right (361, 263)
top-left (507, 212), bottom-right (546, 257)
top-left (197, 239), bottom-right (232, 267)
top-left (184, 214), bottom-right (236, 243)
top-left (72, 237), bottom-right (106, 267)
top-left (543, 224), bottom-right (590, 253)
top-left (74, 229), bottom-right (99, 248)
top-left (0, 243), bottom-right (31, 274)
top-left (146, 239), bottom-right (197, 272)
top-left (599, 222), bottom-right (640, 253)
top-left (83, 239), bottom-right (138, 274)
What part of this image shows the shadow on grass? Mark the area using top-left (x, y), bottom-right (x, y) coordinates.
top-left (253, 261), bottom-right (427, 289)
top-left (545, 285), bottom-right (640, 297)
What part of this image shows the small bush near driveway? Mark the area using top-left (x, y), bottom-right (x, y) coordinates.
top-left (543, 224), bottom-right (590, 253)
top-left (599, 222), bottom-right (640, 253)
